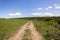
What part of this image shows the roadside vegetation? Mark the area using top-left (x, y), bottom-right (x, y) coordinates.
top-left (0, 17), bottom-right (60, 40)
top-left (32, 17), bottom-right (60, 40)
top-left (0, 18), bottom-right (28, 40)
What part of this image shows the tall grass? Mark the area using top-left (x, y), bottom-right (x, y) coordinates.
top-left (32, 17), bottom-right (60, 40)
top-left (0, 18), bottom-right (28, 40)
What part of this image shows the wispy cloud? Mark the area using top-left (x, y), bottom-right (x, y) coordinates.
top-left (45, 6), bottom-right (53, 10)
top-left (32, 13), bottom-right (40, 16)
top-left (43, 12), bottom-right (54, 16)
top-left (37, 8), bottom-right (42, 10)
top-left (45, 4), bottom-right (60, 9)
top-left (54, 4), bottom-right (60, 9)
top-left (8, 12), bottom-right (22, 16)
top-left (55, 5), bottom-right (60, 9)
top-left (32, 12), bottom-right (60, 17)
top-left (32, 4), bottom-right (60, 17)
top-left (33, 8), bottom-right (42, 10)
top-left (48, 6), bottom-right (53, 8)
top-left (34, 6), bottom-right (53, 10)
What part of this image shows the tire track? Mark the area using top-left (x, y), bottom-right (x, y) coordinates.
top-left (8, 21), bottom-right (43, 40)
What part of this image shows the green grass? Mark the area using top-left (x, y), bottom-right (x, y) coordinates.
top-left (32, 17), bottom-right (60, 40)
top-left (0, 18), bottom-right (28, 40)
top-left (0, 17), bottom-right (60, 40)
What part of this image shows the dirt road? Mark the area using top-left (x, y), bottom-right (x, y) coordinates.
top-left (8, 21), bottom-right (43, 40)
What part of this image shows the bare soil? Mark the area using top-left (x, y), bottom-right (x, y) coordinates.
top-left (8, 21), bottom-right (43, 40)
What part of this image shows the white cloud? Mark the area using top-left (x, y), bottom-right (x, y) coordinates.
top-left (45, 6), bottom-right (53, 10)
top-left (33, 8), bottom-right (42, 10)
top-left (43, 12), bottom-right (54, 16)
top-left (32, 12), bottom-right (55, 17)
top-left (37, 8), bottom-right (42, 10)
top-left (32, 13), bottom-right (43, 17)
top-left (8, 12), bottom-right (22, 16)
top-left (54, 4), bottom-right (60, 9)
top-left (55, 6), bottom-right (60, 9)
top-left (32, 13), bottom-right (40, 16)
top-left (48, 6), bottom-right (53, 8)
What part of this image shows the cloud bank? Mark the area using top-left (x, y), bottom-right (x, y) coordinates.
top-left (33, 8), bottom-right (42, 10)
top-left (32, 12), bottom-right (59, 17)
top-left (8, 12), bottom-right (22, 16)
top-left (54, 4), bottom-right (60, 9)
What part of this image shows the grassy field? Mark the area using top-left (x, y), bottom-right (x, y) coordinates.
top-left (32, 17), bottom-right (60, 40)
top-left (0, 18), bottom-right (28, 40)
top-left (0, 17), bottom-right (60, 40)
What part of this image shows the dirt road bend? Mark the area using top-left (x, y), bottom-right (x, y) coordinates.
top-left (8, 21), bottom-right (43, 40)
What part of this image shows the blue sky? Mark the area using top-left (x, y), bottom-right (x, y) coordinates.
top-left (0, 0), bottom-right (60, 18)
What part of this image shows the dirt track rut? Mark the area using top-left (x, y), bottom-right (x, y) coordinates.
top-left (8, 21), bottom-right (43, 40)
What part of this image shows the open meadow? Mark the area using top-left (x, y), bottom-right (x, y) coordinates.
top-left (0, 18), bottom-right (28, 40)
top-left (0, 17), bottom-right (60, 40)
top-left (32, 17), bottom-right (60, 40)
